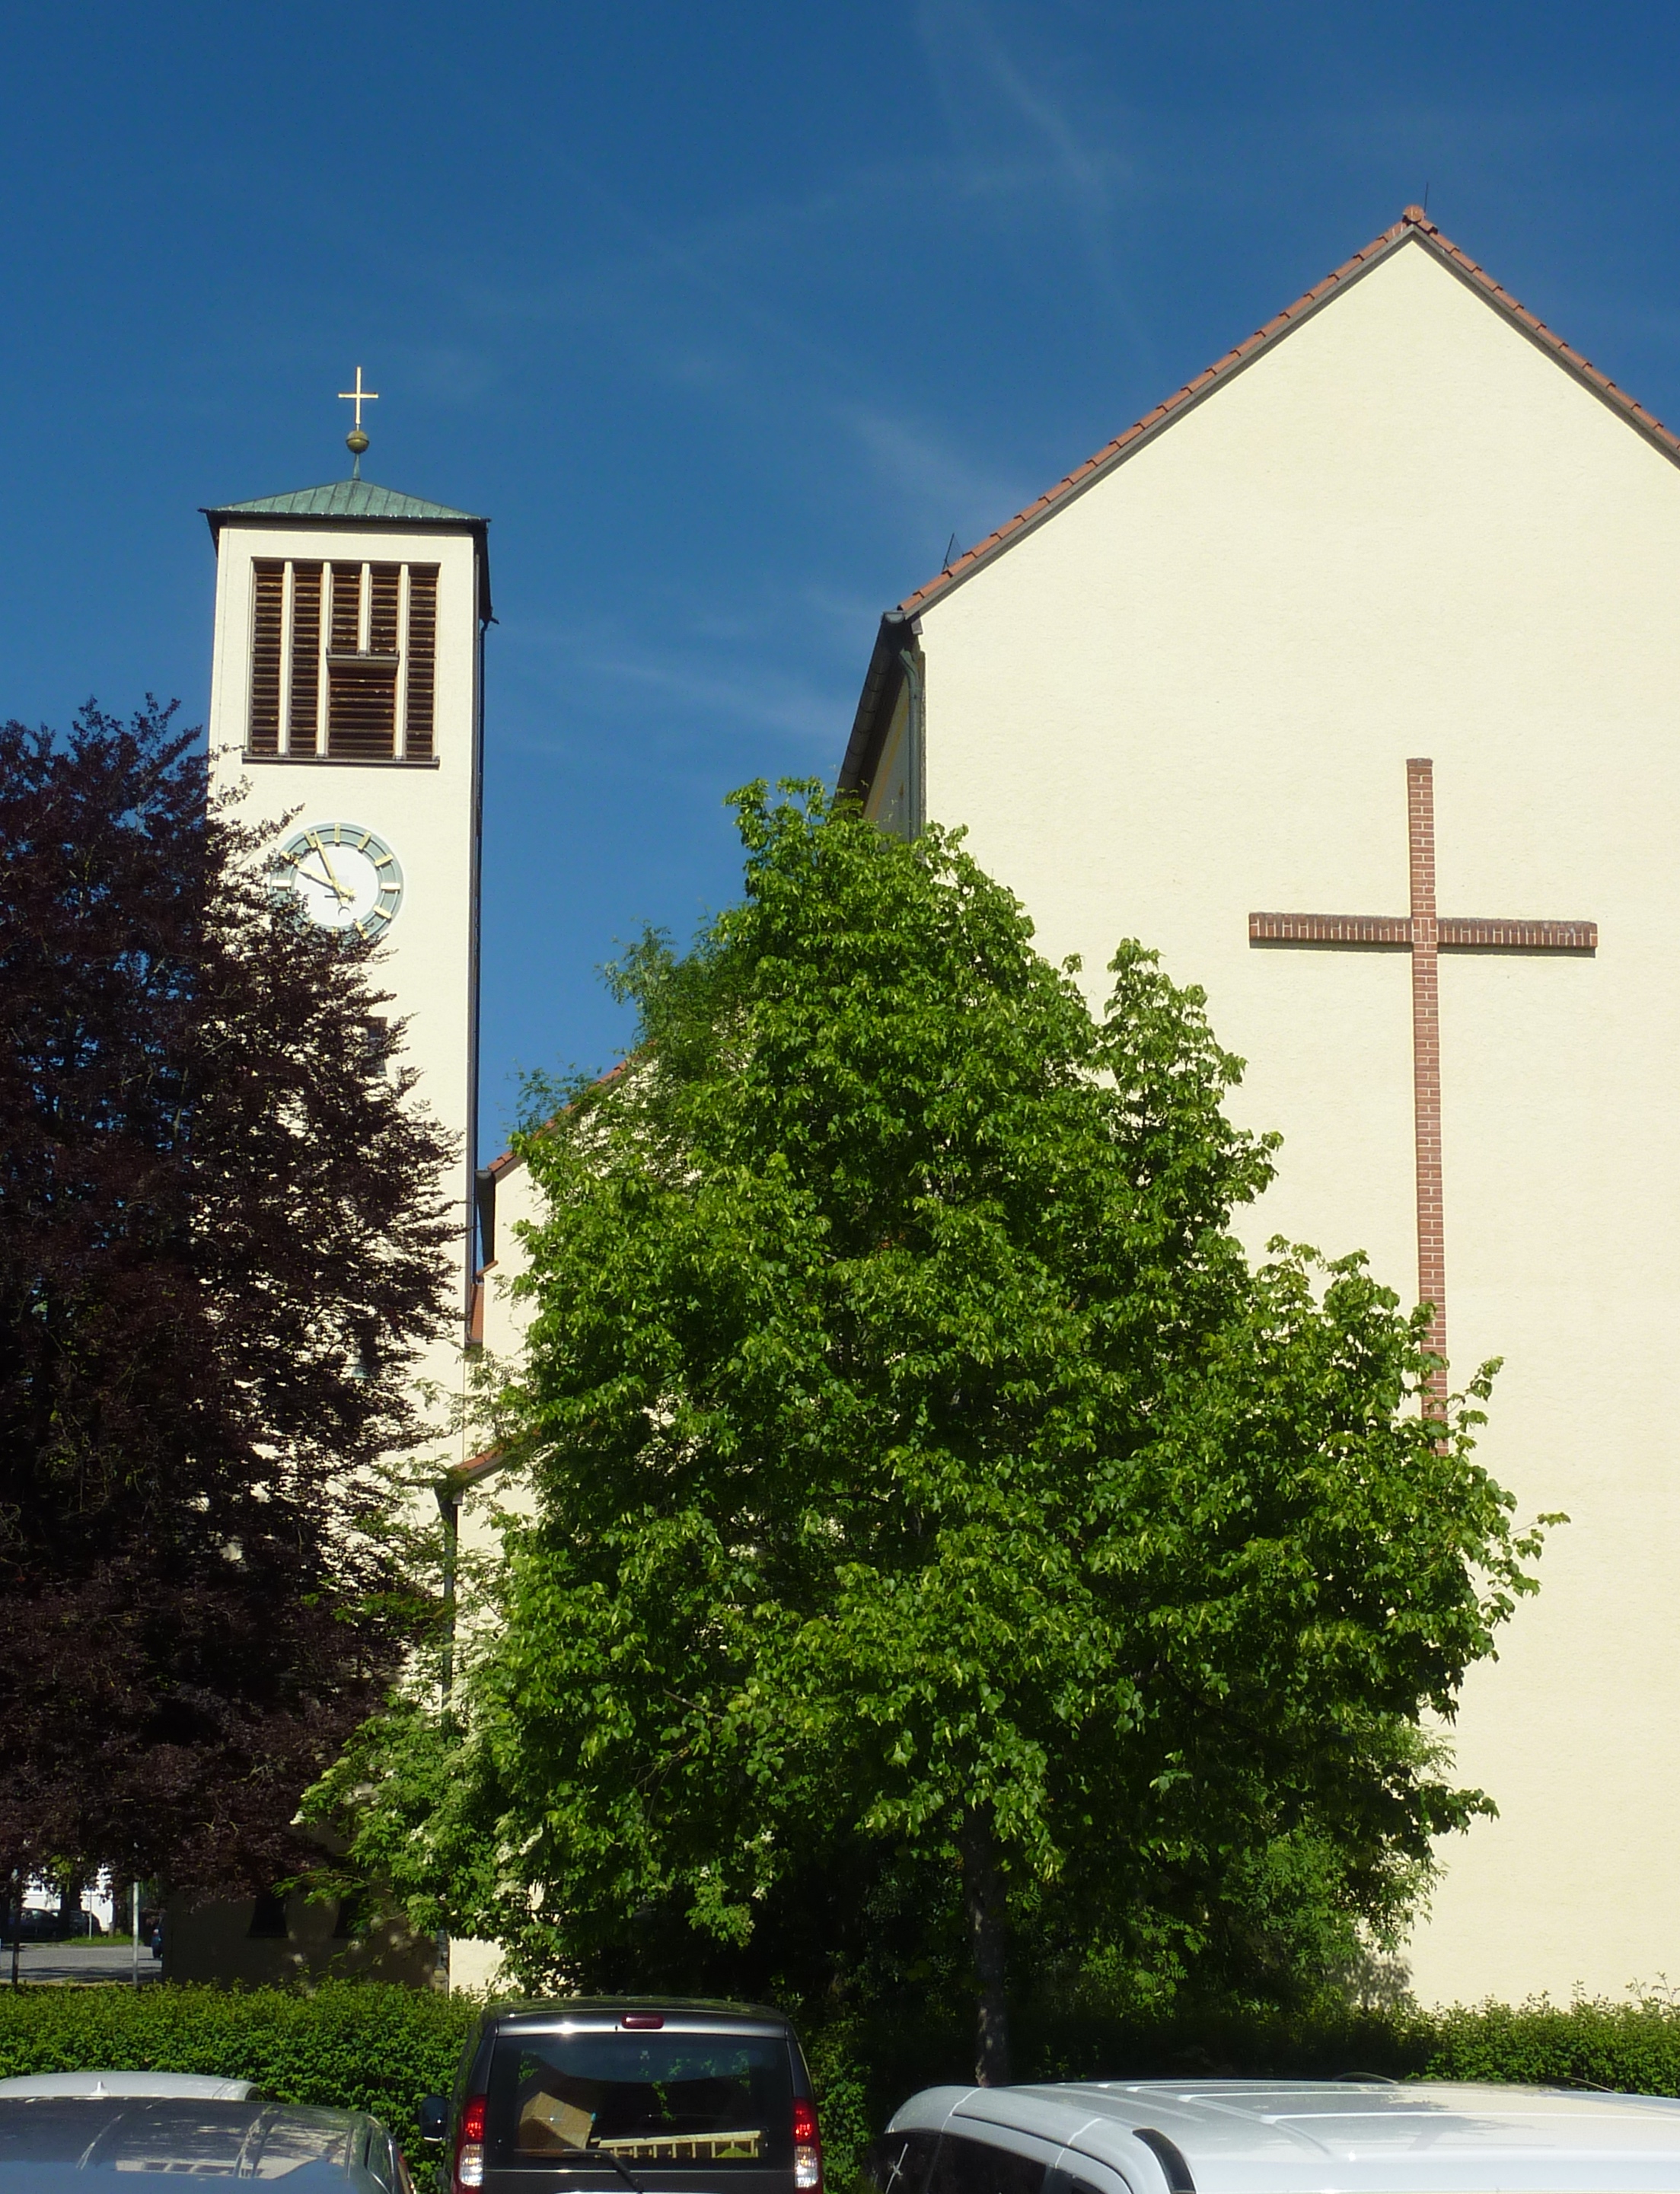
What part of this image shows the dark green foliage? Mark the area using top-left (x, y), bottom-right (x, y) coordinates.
top-left (836, 1993), bottom-right (1680, 2129)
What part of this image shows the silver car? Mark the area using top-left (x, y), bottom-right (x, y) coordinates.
top-left (0, 2076), bottom-right (256, 2101)
top-left (872, 2078), bottom-right (1680, 2194)
top-left (0, 2094), bottom-right (413, 2191)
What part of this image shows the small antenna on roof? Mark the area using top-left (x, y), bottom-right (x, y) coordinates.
top-left (1423, 181), bottom-right (1430, 214)
top-left (942, 532), bottom-right (960, 571)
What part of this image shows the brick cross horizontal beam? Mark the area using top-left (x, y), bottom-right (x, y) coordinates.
top-left (1249, 912), bottom-right (1597, 952)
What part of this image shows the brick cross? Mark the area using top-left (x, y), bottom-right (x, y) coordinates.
top-left (1250, 757), bottom-right (1596, 1404)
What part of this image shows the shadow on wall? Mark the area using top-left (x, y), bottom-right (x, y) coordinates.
top-left (161, 1893), bottom-right (442, 1988)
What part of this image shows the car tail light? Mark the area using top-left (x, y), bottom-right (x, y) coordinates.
top-left (454, 2096), bottom-right (487, 2192)
top-left (792, 2097), bottom-right (822, 2194)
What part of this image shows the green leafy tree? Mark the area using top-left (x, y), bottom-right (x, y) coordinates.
top-left (320, 784), bottom-right (1548, 2080)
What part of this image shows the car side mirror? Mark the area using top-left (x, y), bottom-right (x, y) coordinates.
top-left (417, 2098), bottom-right (450, 2144)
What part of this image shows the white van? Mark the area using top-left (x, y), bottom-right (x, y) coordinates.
top-left (872, 2080), bottom-right (1680, 2194)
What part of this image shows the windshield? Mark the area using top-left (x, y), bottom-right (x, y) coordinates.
top-left (488, 2033), bottom-right (793, 2171)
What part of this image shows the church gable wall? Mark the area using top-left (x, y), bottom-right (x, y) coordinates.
top-left (905, 234), bottom-right (1680, 2004)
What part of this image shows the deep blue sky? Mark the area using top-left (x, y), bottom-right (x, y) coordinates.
top-left (5, 2), bottom-right (1679, 1151)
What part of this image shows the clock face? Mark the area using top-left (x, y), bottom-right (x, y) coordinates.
top-left (279, 822), bottom-right (404, 939)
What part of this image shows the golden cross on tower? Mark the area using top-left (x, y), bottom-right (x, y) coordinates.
top-left (339, 365), bottom-right (379, 431)
top-left (337, 367), bottom-right (379, 473)
top-left (1249, 758), bottom-right (1596, 1407)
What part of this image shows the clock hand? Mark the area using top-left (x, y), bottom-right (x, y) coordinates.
top-left (294, 853), bottom-right (352, 906)
top-left (286, 847), bottom-right (352, 909)
top-left (304, 834), bottom-right (355, 906)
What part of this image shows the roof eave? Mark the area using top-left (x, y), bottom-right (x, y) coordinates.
top-left (896, 215), bottom-right (1418, 625)
top-left (837, 607), bottom-right (913, 798)
top-left (839, 205), bottom-right (1680, 791)
top-left (202, 503), bottom-right (494, 623)
top-left (890, 206), bottom-right (1680, 628)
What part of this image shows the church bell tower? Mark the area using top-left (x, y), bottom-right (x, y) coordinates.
top-left (203, 378), bottom-right (489, 1392)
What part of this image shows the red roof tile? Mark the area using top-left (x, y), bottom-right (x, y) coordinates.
top-left (476, 1061), bottom-right (629, 1184)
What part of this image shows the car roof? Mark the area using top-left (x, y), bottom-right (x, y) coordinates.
top-left (0, 2073), bottom-right (256, 2100)
top-left (0, 2096), bottom-right (386, 2183)
top-left (888, 2079), bottom-right (1680, 2194)
top-left (488, 1996), bottom-right (791, 2035)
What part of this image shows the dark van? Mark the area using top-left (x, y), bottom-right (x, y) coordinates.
top-left (420, 2001), bottom-right (821, 2194)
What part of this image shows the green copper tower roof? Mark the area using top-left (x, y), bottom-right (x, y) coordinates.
top-left (202, 477), bottom-right (492, 620)
top-left (205, 477), bottom-right (485, 525)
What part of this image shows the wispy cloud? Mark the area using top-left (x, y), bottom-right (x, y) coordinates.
top-left (911, 0), bottom-right (1162, 379)
top-left (831, 399), bottom-right (1027, 550)
top-left (587, 649), bottom-right (846, 748)
top-left (499, 604), bottom-right (855, 757)
top-left (920, 0), bottom-right (1130, 223)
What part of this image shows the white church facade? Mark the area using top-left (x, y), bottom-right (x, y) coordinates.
top-left (834, 206), bottom-right (1680, 2005)
top-left (200, 206), bottom-right (1680, 2005)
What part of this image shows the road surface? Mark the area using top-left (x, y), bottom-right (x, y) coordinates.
top-left (2, 1941), bottom-right (163, 1985)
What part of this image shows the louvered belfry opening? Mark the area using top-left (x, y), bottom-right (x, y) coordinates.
top-left (405, 566), bottom-right (438, 760)
top-left (329, 562), bottom-right (363, 654)
top-left (289, 563), bottom-right (322, 755)
top-left (327, 559), bottom-right (394, 759)
top-left (368, 563), bottom-right (400, 655)
top-left (248, 561), bottom-right (284, 753)
top-left (247, 553), bottom-right (445, 762)
top-left (328, 661), bottom-right (399, 758)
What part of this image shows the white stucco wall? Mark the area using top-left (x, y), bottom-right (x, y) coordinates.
top-left (206, 518), bottom-right (483, 1450)
top-left (908, 234), bottom-right (1680, 2004)
top-left (447, 1147), bottom-right (546, 1994)
top-left (477, 1151), bottom-right (544, 1369)
top-left (194, 509), bottom-right (488, 1991)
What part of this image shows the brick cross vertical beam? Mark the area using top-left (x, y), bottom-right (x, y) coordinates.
top-left (1406, 759), bottom-right (1447, 1399)
top-left (1248, 758), bottom-right (1596, 1417)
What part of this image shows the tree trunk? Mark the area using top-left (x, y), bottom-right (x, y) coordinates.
top-left (56, 1871), bottom-right (83, 1937)
top-left (959, 1807), bottom-right (1012, 2086)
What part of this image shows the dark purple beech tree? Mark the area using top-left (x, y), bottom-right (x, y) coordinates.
top-left (0, 702), bottom-right (455, 1896)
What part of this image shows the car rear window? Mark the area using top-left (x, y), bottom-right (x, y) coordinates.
top-left (487, 2032), bottom-right (794, 2171)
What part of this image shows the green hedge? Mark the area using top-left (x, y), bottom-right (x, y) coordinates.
top-left (0, 1985), bottom-right (478, 2157)
top-left (5, 1985), bottom-right (1680, 2189)
top-left (1427, 1998), bottom-right (1680, 2094)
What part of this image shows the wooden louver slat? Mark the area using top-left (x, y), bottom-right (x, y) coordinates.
top-left (404, 565), bottom-right (438, 759)
top-left (289, 563), bottom-right (322, 754)
top-left (328, 663), bottom-right (397, 758)
top-left (330, 563), bottom-right (362, 654)
top-left (368, 563), bottom-right (400, 656)
top-left (248, 561), bottom-right (284, 753)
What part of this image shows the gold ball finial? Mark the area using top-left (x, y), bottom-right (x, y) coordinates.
top-left (346, 426), bottom-right (370, 456)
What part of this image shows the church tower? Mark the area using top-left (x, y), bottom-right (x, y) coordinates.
top-left (203, 384), bottom-right (489, 1398)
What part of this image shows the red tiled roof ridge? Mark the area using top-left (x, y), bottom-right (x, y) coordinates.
top-left (899, 205), bottom-right (1680, 620)
top-left (444, 1441), bottom-right (516, 1491)
top-left (479, 1059), bottom-right (630, 1180)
